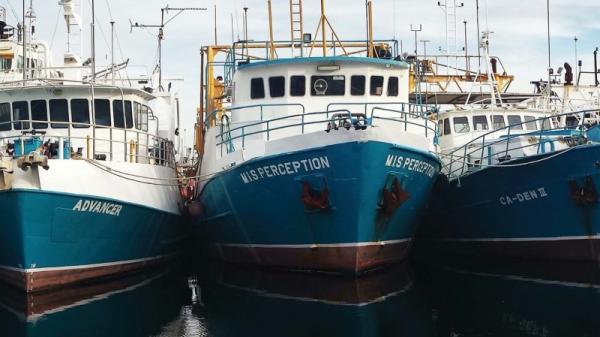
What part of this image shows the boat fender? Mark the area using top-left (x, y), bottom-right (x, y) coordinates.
top-left (188, 200), bottom-right (204, 217)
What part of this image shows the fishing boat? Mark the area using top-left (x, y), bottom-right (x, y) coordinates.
top-left (0, 2), bottom-right (184, 292)
top-left (191, 1), bottom-right (440, 273)
top-left (419, 33), bottom-right (600, 262)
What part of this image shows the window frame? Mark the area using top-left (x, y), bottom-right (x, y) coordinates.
top-left (290, 75), bottom-right (306, 97)
top-left (387, 76), bottom-right (399, 97)
top-left (524, 115), bottom-right (538, 131)
top-left (30, 99), bottom-right (48, 129)
top-left (268, 76), bottom-right (285, 98)
top-left (310, 75), bottom-right (346, 96)
top-left (94, 99), bottom-right (112, 127)
top-left (350, 75), bottom-right (366, 96)
top-left (71, 99), bottom-right (90, 128)
top-left (507, 115), bottom-right (523, 130)
top-left (453, 116), bottom-right (471, 134)
top-left (492, 115), bottom-right (506, 130)
top-left (12, 101), bottom-right (30, 130)
top-left (370, 76), bottom-right (384, 96)
top-left (0, 102), bottom-right (11, 131)
top-left (49, 99), bottom-right (70, 129)
top-left (472, 115), bottom-right (489, 132)
top-left (443, 118), bottom-right (451, 135)
top-left (112, 100), bottom-right (127, 129)
top-left (250, 78), bottom-right (265, 99)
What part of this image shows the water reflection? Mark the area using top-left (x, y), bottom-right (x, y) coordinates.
top-left (1, 258), bottom-right (600, 336)
top-left (193, 262), bottom-right (434, 337)
top-left (419, 260), bottom-right (600, 337)
top-left (0, 268), bottom-right (191, 337)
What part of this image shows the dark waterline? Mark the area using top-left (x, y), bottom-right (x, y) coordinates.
top-left (2, 257), bottom-right (600, 337)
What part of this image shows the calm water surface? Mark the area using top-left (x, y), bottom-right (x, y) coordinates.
top-left (1, 258), bottom-right (599, 337)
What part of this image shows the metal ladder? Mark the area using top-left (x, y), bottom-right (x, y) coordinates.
top-left (289, 0), bottom-right (304, 57)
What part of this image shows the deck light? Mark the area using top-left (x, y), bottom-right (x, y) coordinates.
top-left (317, 65), bottom-right (340, 72)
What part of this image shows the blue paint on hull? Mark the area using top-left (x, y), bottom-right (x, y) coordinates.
top-left (0, 190), bottom-right (183, 272)
top-left (421, 144), bottom-right (600, 260)
top-left (195, 140), bottom-right (440, 270)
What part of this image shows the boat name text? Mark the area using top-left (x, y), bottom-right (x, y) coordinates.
top-left (384, 154), bottom-right (436, 178)
top-left (72, 199), bottom-right (123, 216)
top-left (499, 187), bottom-right (548, 206)
top-left (240, 156), bottom-right (330, 184)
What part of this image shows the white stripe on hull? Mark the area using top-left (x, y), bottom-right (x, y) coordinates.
top-left (0, 253), bottom-right (176, 273)
top-left (429, 234), bottom-right (600, 242)
top-left (213, 238), bottom-right (412, 249)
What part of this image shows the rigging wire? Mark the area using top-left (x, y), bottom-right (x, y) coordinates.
top-left (4, 0), bottom-right (19, 22)
top-left (83, 158), bottom-right (218, 186)
top-left (49, 6), bottom-right (62, 50)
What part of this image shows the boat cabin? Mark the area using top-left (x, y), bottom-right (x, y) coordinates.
top-left (437, 107), bottom-right (553, 151)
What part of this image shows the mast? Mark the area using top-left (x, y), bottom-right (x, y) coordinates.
top-left (110, 20), bottom-right (115, 85)
top-left (91, 0), bottom-right (96, 83)
top-left (22, 0), bottom-right (26, 82)
top-left (267, 0), bottom-right (275, 59)
top-left (320, 0), bottom-right (326, 56)
top-left (546, 0), bottom-right (551, 104)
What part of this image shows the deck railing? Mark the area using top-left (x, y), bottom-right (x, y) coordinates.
top-left (0, 119), bottom-right (176, 168)
top-left (211, 102), bottom-right (438, 156)
top-left (442, 109), bottom-right (596, 179)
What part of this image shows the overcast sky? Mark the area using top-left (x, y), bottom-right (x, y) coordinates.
top-left (5, 0), bottom-right (600, 146)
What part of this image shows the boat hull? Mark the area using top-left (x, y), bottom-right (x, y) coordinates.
top-left (0, 189), bottom-right (183, 292)
top-left (420, 144), bottom-right (600, 262)
top-left (195, 140), bottom-right (440, 273)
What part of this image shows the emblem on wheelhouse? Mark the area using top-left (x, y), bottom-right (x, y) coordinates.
top-left (192, 2), bottom-right (441, 273)
top-left (0, 2), bottom-right (185, 292)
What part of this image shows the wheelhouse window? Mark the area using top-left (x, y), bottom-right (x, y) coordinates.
top-left (310, 75), bottom-right (345, 96)
top-left (141, 105), bottom-right (149, 132)
top-left (472, 115), bottom-right (489, 131)
top-left (387, 76), bottom-right (399, 97)
top-left (112, 100), bottom-right (126, 128)
top-left (443, 118), bottom-right (451, 135)
top-left (50, 99), bottom-right (69, 129)
top-left (370, 76), bottom-right (384, 96)
top-left (290, 76), bottom-right (306, 96)
top-left (268, 76), bottom-right (285, 98)
top-left (524, 115), bottom-right (538, 130)
top-left (71, 99), bottom-right (90, 128)
top-left (94, 99), bottom-right (111, 127)
top-left (453, 117), bottom-right (470, 133)
top-left (507, 115), bottom-right (523, 130)
top-left (135, 102), bottom-right (142, 129)
top-left (0, 103), bottom-right (10, 131)
top-left (541, 118), bottom-right (552, 130)
top-left (250, 78), bottom-right (265, 99)
top-left (492, 115), bottom-right (506, 130)
top-left (124, 101), bottom-right (133, 128)
top-left (12, 101), bottom-right (29, 130)
top-left (350, 75), bottom-right (366, 96)
top-left (31, 100), bottom-right (48, 129)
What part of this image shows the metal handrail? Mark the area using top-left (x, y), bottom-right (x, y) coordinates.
top-left (205, 103), bottom-right (306, 128)
top-left (0, 119), bottom-right (176, 168)
top-left (214, 105), bottom-right (438, 155)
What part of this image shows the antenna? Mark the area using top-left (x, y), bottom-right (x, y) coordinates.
top-left (411, 24), bottom-right (423, 106)
top-left (437, 0), bottom-right (464, 75)
top-left (130, 6), bottom-right (207, 92)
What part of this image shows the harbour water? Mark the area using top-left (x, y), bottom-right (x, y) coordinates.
top-left (3, 256), bottom-right (599, 337)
